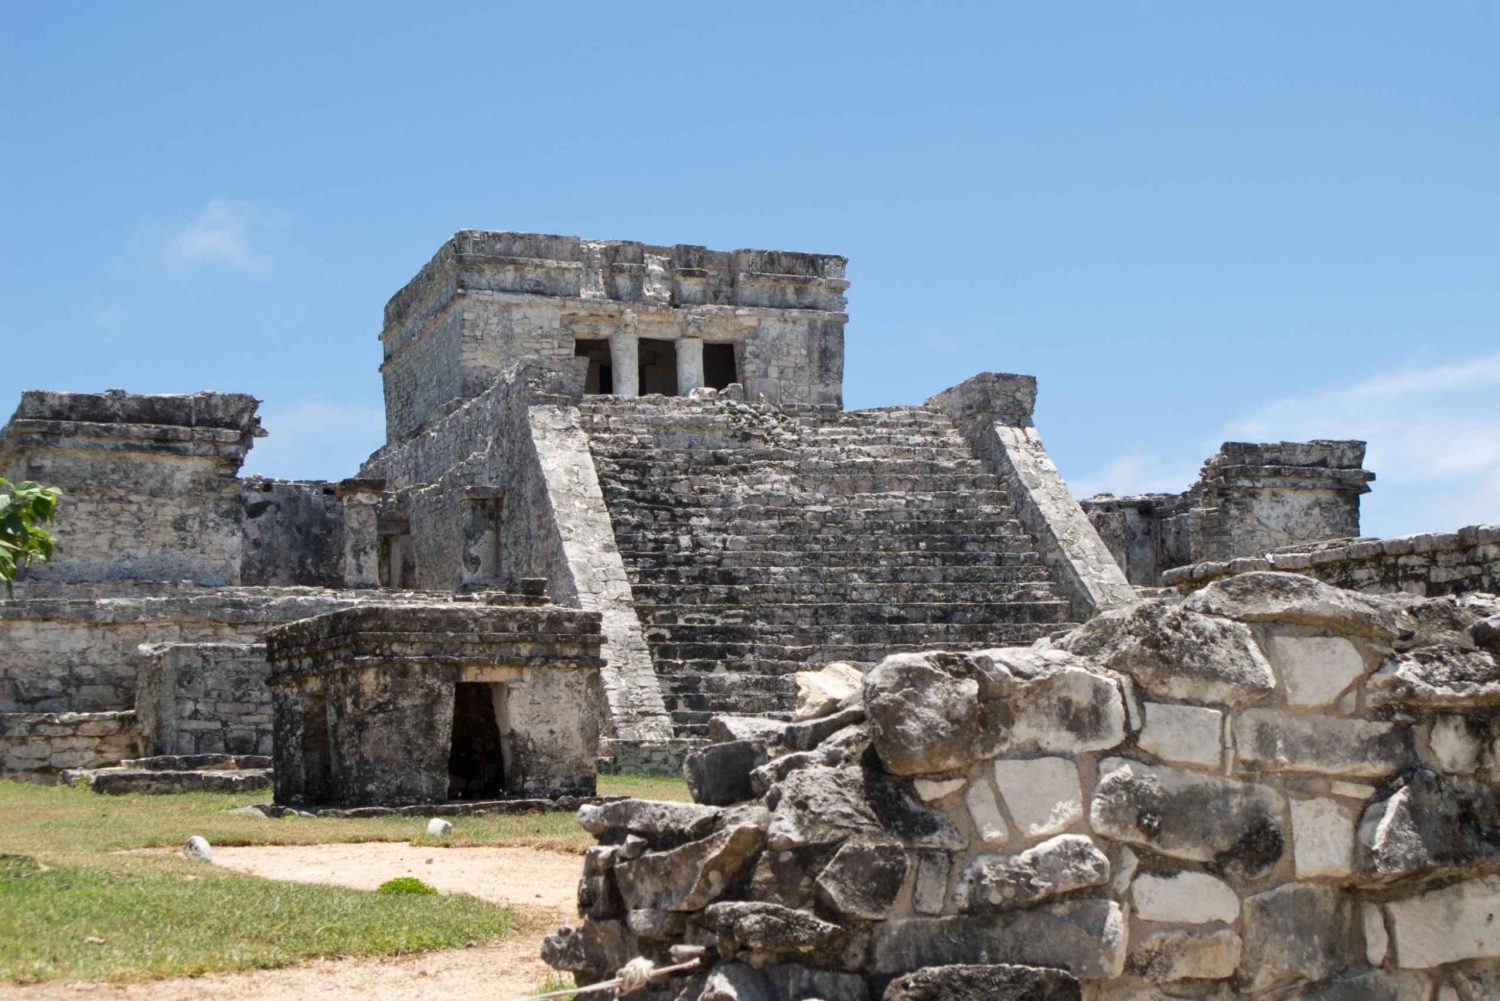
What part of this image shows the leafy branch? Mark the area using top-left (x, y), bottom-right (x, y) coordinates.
top-left (0, 478), bottom-right (63, 597)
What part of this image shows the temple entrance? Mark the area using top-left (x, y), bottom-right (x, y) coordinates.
top-left (301, 690), bottom-right (332, 803)
top-left (447, 682), bottom-right (507, 800)
top-left (639, 338), bottom-right (678, 396)
top-left (575, 339), bottom-right (614, 395)
top-left (704, 342), bottom-right (738, 390)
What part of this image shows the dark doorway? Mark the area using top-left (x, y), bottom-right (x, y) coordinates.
top-left (574, 340), bottom-right (614, 395)
top-left (704, 343), bottom-right (738, 390)
top-left (448, 682), bottom-right (505, 800)
top-left (301, 690), bottom-right (332, 804)
top-left (639, 338), bottom-right (678, 396)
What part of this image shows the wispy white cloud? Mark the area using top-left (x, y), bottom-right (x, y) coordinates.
top-left (89, 303), bottom-right (127, 335)
top-left (1073, 351), bottom-right (1500, 537)
top-left (122, 199), bottom-right (286, 277)
top-left (241, 399), bottom-right (387, 481)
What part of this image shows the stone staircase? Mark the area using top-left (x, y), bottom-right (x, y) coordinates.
top-left (579, 397), bottom-right (1076, 737)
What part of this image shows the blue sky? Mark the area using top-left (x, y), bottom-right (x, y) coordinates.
top-left (3, 2), bottom-right (1497, 538)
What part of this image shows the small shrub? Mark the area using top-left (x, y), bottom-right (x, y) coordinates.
top-left (376, 877), bottom-right (437, 896)
top-left (0, 855), bottom-right (42, 880)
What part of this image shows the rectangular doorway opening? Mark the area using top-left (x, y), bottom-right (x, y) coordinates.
top-left (639, 338), bottom-right (678, 396)
top-left (704, 343), bottom-right (738, 390)
top-left (301, 690), bottom-right (332, 804)
top-left (448, 682), bottom-right (506, 800)
top-left (574, 339), bottom-right (614, 395)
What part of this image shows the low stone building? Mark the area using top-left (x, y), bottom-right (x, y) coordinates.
top-left (265, 599), bottom-right (606, 807)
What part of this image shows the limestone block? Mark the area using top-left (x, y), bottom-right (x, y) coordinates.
top-left (992, 757), bottom-right (1083, 837)
top-left (882, 964), bottom-right (1081, 1001)
top-left (767, 765), bottom-right (967, 852)
top-left (1234, 708), bottom-right (1410, 778)
top-left (540, 920), bottom-right (633, 982)
top-left (1429, 715), bottom-right (1484, 773)
top-left (1262, 633), bottom-right (1369, 708)
top-left (1127, 927), bottom-right (1241, 982)
top-left (1059, 602), bottom-right (1277, 707)
top-left (912, 852), bottom-right (949, 916)
top-left (1364, 901), bottom-right (1390, 965)
top-left (1369, 644), bottom-right (1500, 708)
top-left (625, 908), bottom-right (684, 941)
top-left (707, 715), bottom-right (788, 745)
top-left (684, 740), bottom-right (770, 806)
top-left (813, 842), bottom-right (909, 920)
top-left (965, 779), bottom-right (1010, 845)
top-left (1130, 871), bottom-right (1239, 924)
top-left (698, 901), bottom-right (844, 958)
top-left (1239, 882), bottom-right (1352, 992)
top-left (870, 901), bottom-right (1128, 980)
top-left (1089, 758), bottom-right (1287, 876)
top-left (764, 964), bottom-right (870, 1001)
top-left (953, 834), bottom-right (1109, 913)
top-left (613, 820), bottom-right (765, 911)
top-left (1136, 702), bottom-right (1223, 769)
top-left (913, 777), bottom-right (965, 802)
top-left (1357, 768), bottom-right (1500, 879)
top-left (576, 798), bottom-right (722, 848)
top-left (1386, 875), bottom-right (1500, 968)
top-left (1290, 797), bottom-right (1356, 878)
top-left (1183, 571), bottom-right (1416, 640)
top-left (792, 662), bottom-right (863, 722)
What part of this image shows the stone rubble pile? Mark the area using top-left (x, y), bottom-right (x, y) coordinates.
top-left (544, 572), bottom-right (1500, 1000)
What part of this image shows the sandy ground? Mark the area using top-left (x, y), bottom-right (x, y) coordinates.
top-left (0, 844), bottom-right (585, 1001)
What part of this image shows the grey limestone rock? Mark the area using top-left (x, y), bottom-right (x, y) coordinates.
top-left (708, 715), bottom-right (789, 745)
top-left (1126, 927), bottom-right (1241, 982)
top-left (614, 819), bottom-right (766, 912)
top-left (685, 740), bottom-right (771, 806)
top-left (870, 901), bottom-right (1128, 980)
top-left (576, 799), bottom-right (723, 848)
top-left (814, 841), bottom-right (910, 920)
top-left (1286, 970), bottom-right (1417, 1001)
top-left (881, 963), bottom-right (1081, 1001)
top-left (697, 900), bottom-right (844, 957)
top-left (625, 908), bottom-right (685, 940)
top-left (1385, 874), bottom-right (1500, 968)
top-left (782, 707), bottom-right (867, 753)
top-left (1183, 571), bottom-right (1417, 640)
top-left (1233, 708), bottom-right (1411, 778)
top-left (1089, 757), bottom-right (1287, 877)
top-left (697, 962), bottom-right (772, 1001)
top-left (864, 648), bottom-right (1124, 777)
top-left (1473, 614), bottom-right (1500, 655)
top-left (750, 751), bottom-right (818, 798)
top-left (1059, 601), bottom-right (1276, 707)
top-left (1356, 768), bottom-right (1500, 880)
top-left (540, 920), bottom-right (635, 984)
top-left (793, 662), bottom-right (865, 722)
top-left (766, 764), bottom-right (966, 852)
top-left (1237, 882), bottom-right (1352, 993)
top-left (749, 849), bottom-right (819, 909)
top-left (1367, 643), bottom-right (1500, 708)
top-left (952, 835), bottom-right (1110, 913)
top-left (765, 963), bottom-right (871, 1001)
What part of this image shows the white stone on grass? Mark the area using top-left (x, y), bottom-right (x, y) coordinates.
top-left (1364, 902), bottom-right (1389, 965)
top-left (964, 780), bottom-right (1009, 845)
top-left (913, 777), bottom-right (965, 802)
top-left (1290, 797), bottom-right (1356, 878)
top-left (992, 757), bottom-right (1082, 837)
top-left (1387, 875), bottom-right (1500, 968)
top-left (182, 835), bottom-right (212, 862)
top-left (1262, 633), bottom-right (1368, 708)
top-left (1131, 871), bottom-right (1239, 925)
top-left (426, 818), bottom-right (453, 837)
top-left (1137, 702), bottom-right (1223, 769)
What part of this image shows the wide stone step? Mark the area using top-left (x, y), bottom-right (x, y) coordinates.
top-left (632, 582), bottom-right (1066, 611)
top-left (628, 564), bottom-right (1058, 586)
top-left (624, 549), bottom-right (1046, 570)
top-left (641, 600), bottom-right (1071, 633)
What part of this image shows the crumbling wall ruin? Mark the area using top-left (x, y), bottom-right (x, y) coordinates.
top-left (546, 572), bottom-right (1500, 1000)
top-left (1084, 441), bottom-right (1375, 587)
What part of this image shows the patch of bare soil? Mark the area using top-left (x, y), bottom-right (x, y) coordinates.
top-left (0, 845), bottom-right (584, 1001)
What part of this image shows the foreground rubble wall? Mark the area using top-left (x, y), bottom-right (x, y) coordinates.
top-left (546, 572), bottom-right (1500, 1000)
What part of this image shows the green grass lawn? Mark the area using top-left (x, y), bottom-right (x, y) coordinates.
top-left (0, 773), bottom-right (690, 983)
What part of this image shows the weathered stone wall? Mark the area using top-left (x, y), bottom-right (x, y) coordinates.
top-left (135, 642), bottom-right (272, 757)
top-left (1164, 523), bottom-right (1500, 597)
top-left (0, 390), bottom-right (262, 587)
top-left (0, 710), bottom-right (137, 772)
top-left (1084, 441), bottom-right (1375, 587)
top-left (239, 479), bottom-right (346, 587)
top-left (545, 572), bottom-right (1500, 1000)
top-left (378, 231), bottom-right (848, 441)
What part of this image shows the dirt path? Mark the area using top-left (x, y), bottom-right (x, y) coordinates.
top-left (0, 845), bottom-right (584, 1001)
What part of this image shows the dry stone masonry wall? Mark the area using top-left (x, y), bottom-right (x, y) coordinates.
top-left (546, 571), bottom-right (1500, 1000)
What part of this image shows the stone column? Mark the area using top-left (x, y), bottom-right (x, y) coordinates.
top-left (677, 337), bottom-right (705, 394)
top-left (460, 486), bottom-right (505, 586)
top-left (609, 314), bottom-right (639, 397)
top-left (335, 479), bottom-right (384, 588)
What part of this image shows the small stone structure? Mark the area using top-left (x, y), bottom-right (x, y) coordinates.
top-left (264, 599), bottom-right (606, 807)
top-left (1083, 441), bottom-right (1375, 587)
top-left (546, 572), bottom-right (1500, 1000)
